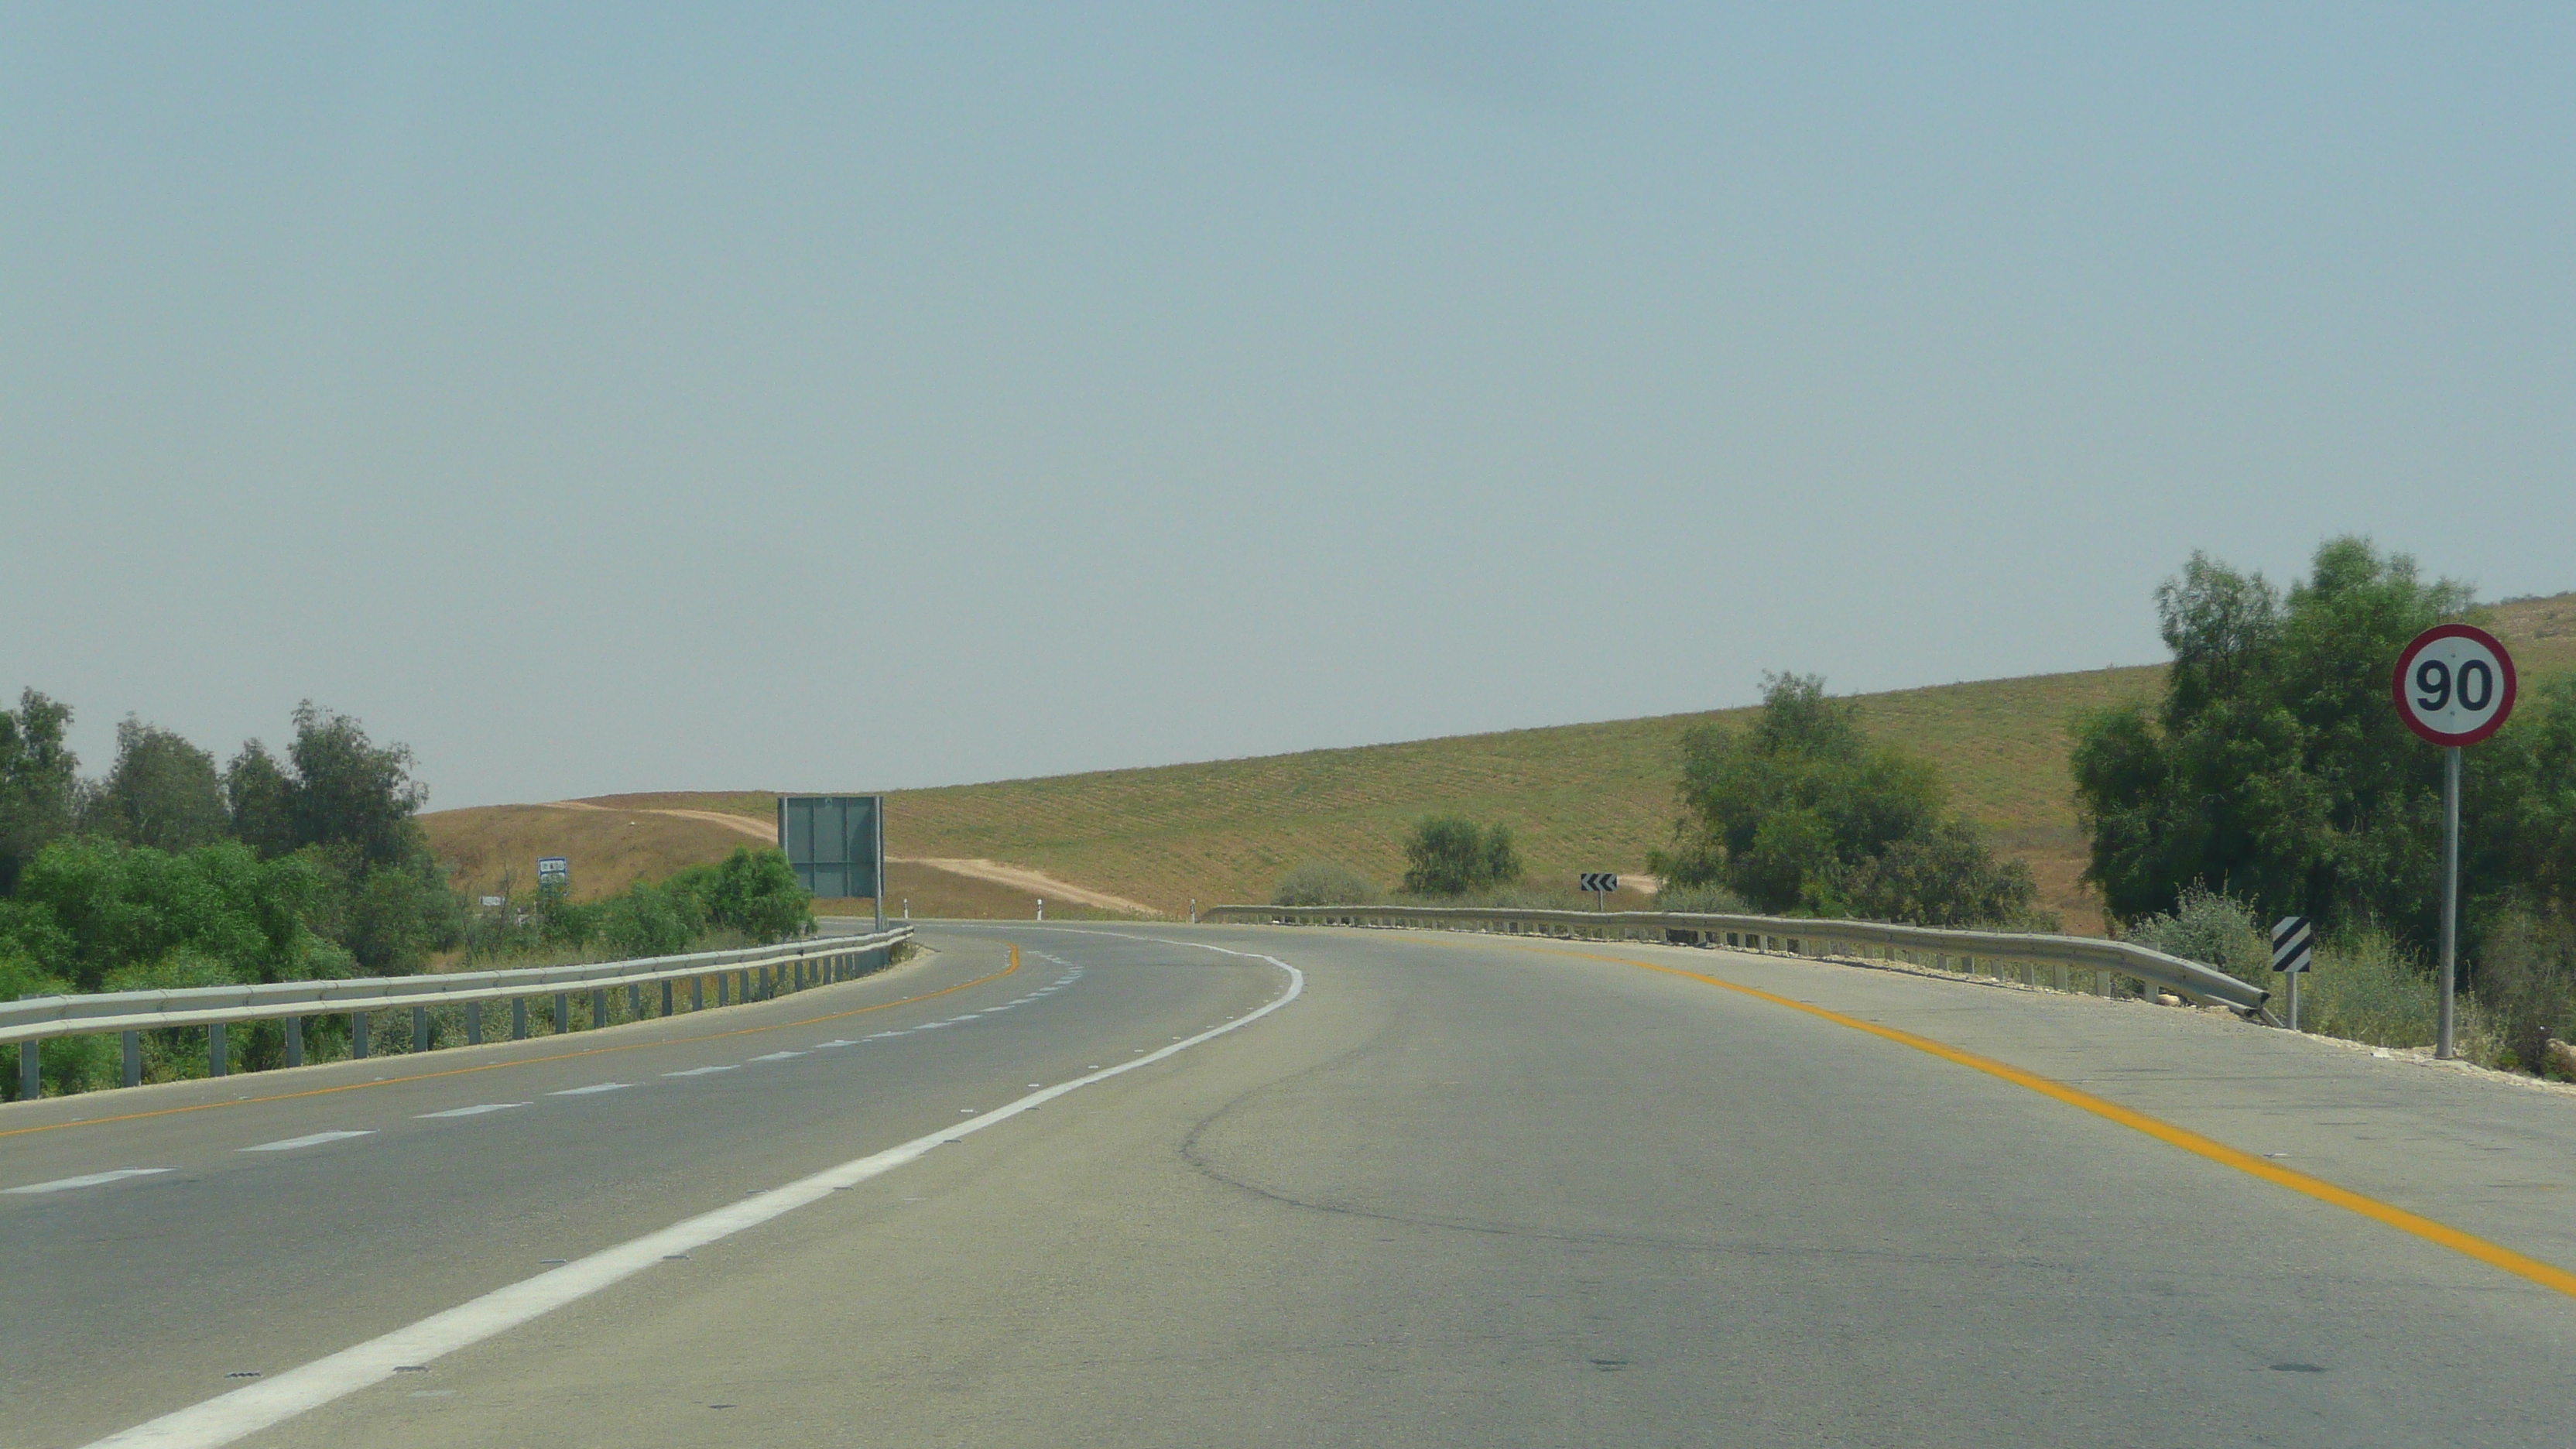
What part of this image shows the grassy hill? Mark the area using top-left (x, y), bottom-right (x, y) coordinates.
top-left (421, 592), bottom-right (2576, 935)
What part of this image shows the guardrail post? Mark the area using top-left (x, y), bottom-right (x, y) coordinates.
top-left (122, 1030), bottom-right (141, 1086)
top-left (412, 1005), bottom-right (429, 1053)
top-left (692, 977), bottom-right (705, 1012)
top-left (716, 974), bottom-right (730, 1008)
top-left (628, 984), bottom-right (642, 1020)
top-left (286, 1016), bottom-right (303, 1067)
top-left (464, 1001), bottom-right (482, 1046)
top-left (512, 997), bottom-right (528, 1039)
top-left (591, 988), bottom-right (608, 1028)
top-left (351, 1014), bottom-right (368, 1060)
top-left (2053, 964), bottom-right (2069, 992)
top-left (208, 1022), bottom-right (227, 1077)
top-left (663, 980), bottom-right (675, 1016)
top-left (22, 1040), bottom-right (40, 1101)
top-left (553, 992), bottom-right (570, 1033)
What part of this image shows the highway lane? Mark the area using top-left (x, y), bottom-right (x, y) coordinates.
top-left (0, 930), bottom-right (1283, 1447)
top-left (18, 922), bottom-right (2576, 1446)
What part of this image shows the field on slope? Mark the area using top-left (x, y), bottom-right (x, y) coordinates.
top-left (421, 592), bottom-right (2576, 937)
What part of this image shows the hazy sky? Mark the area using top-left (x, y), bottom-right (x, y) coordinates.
top-left (7, 5), bottom-right (2571, 810)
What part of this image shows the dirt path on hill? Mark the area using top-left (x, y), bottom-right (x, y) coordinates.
top-left (540, 801), bottom-right (1159, 915)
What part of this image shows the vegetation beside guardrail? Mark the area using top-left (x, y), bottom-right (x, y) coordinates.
top-left (2, 927), bottom-right (909, 1101)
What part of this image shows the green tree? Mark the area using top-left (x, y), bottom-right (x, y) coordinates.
top-left (1399, 816), bottom-right (1522, 896)
top-left (223, 740), bottom-right (300, 859)
top-left (2071, 538), bottom-right (2477, 941)
top-left (93, 717), bottom-right (229, 851)
top-left (285, 702), bottom-right (429, 866)
top-left (1653, 673), bottom-right (2033, 923)
top-left (0, 689), bottom-right (80, 894)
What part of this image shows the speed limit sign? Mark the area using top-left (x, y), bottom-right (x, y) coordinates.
top-left (2391, 623), bottom-right (2518, 746)
top-left (2393, 620), bottom-right (2517, 1064)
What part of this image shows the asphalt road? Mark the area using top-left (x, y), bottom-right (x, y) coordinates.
top-left (7, 923), bottom-right (2574, 1447)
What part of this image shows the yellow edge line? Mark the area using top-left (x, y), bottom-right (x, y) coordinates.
top-left (1449, 931), bottom-right (2576, 1300)
top-left (0, 943), bottom-right (1021, 1142)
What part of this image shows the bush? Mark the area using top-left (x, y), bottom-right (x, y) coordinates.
top-left (1400, 817), bottom-right (1523, 896)
top-left (1653, 882), bottom-right (1750, 914)
top-left (2475, 906), bottom-right (2576, 1073)
top-left (599, 878), bottom-right (707, 959)
top-left (673, 848), bottom-right (813, 944)
top-left (1273, 861), bottom-right (1380, 907)
top-left (2300, 931), bottom-right (2446, 1050)
top-left (2127, 885), bottom-right (2272, 983)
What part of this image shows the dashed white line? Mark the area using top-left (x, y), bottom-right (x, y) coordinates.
top-left (6, 1168), bottom-right (173, 1195)
top-left (240, 1131), bottom-right (374, 1153)
top-left (811, 1040), bottom-right (856, 1050)
top-left (546, 1083), bottom-right (632, 1097)
top-left (661, 1066), bottom-right (738, 1078)
top-left (415, 1103), bottom-right (531, 1119)
top-left (748, 1052), bottom-right (803, 1062)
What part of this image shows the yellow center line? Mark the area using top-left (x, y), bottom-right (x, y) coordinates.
top-left (1419, 930), bottom-right (2576, 1301)
top-left (0, 944), bottom-right (1022, 1142)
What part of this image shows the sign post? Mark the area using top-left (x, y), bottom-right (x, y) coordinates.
top-left (2391, 624), bottom-right (2518, 1059)
top-left (1578, 873), bottom-right (1619, 911)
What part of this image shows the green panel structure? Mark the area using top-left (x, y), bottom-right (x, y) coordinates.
top-left (777, 795), bottom-right (885, 920)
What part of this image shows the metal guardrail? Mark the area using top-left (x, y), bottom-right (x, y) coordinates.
top-left (1204, 904), bottom-right (2270, 1016)
top-left (5, 927), bottom-right (913, 1101)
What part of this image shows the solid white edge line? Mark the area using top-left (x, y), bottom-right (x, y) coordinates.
top-left (83, 938), bottom-right (1301, 1449)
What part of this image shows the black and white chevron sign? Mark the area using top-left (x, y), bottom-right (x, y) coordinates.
top-left (2271, 916), bottom-right (2314, 975)
top-left (1579, 872), bottom-right (1619, 894)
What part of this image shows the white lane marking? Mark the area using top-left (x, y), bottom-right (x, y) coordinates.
top-left (864, 1031), bottom-right (899, 1040)
top-left (84, 941), bottom-right (1301, 1449)
top-left (546, 1083), bottom-right (632, 1097)
top-left (414, 1104), bottom-right (531, 1119)
top-left (748, 1052), bottom-right (803, 1063)
top-left (6, 1168), bottom-right (173, 1195)
top-left (811, 1040), bottom-right (856, 1050)
top-left (661, 1066), bottom-right (737, 1077)
top-left (239, 1131), bottom-right (374, 1153)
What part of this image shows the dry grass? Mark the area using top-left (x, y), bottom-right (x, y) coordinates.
top-left (420, 591), bottom-right (2576, 935)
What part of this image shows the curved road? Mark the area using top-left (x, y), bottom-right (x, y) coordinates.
top-left (5, 923), bottom-right (2573, 1446)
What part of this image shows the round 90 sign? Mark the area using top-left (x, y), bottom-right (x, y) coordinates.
top-left (2392, 624), bottom-right (2518, 747)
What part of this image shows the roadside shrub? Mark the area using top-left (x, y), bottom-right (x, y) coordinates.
top-left (1400, 817), bottom-right (1522, 896)
top-left (1654, 882), bottom-right (1749, 914)
top-left (1273, 862), bottom-right (1380, 907)
top-left (2127, 885), bottom-right (2271, 983)
top-left (673, 848), bottom-right (813, 944)
top-left (2300, 931), bottom-right (2441, 1049)
top-left (2474, 906), bottom-right (2576, 1073)
top-left (599, 878), bottom-right (706, 959)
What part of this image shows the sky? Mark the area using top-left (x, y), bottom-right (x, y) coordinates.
top-left (5, 5), bottom-right (2571, 810)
